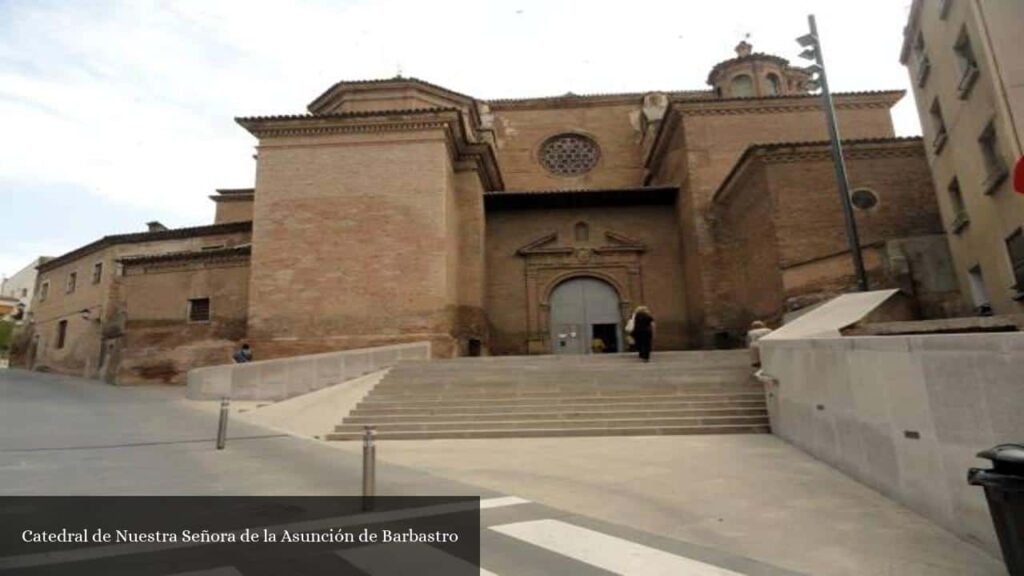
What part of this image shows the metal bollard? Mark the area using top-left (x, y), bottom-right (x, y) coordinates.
top-left (362, 425), bottom-right (376, 511)
top-left (216, 397), bottom-right (230, 450)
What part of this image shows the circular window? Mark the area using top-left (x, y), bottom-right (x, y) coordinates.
top-left (851, 188), bottom-right (879, 210)
top-left (539, 134), bottom-right (600, 176)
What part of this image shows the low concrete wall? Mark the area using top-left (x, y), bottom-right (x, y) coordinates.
top-left (761, 332), bottom-right (1024, 556)
top-left (186, 342), bottom-right (430, 400)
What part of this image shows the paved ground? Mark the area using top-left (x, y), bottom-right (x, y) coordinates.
top-left (0, 369), bottom-right (1007, 575)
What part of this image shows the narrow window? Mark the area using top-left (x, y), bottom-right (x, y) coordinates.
top-left (574, 222), bottom-right (590, 242)
top-left (967, 265), bottom-right (990, 314)
top-left (1006, 228), bottom-right (1024, 294)
top-left (948, 178), bottom-right (969, 233)
top-left (954, 27), bottom-right (979, 98)
top-left (188, 298), bottom-right (211, 322)
top-left (56, 320), bottom-right (67, 349)
top-left (39, 281), bottom-right (49, 301)
top-left (765, 73), bottom-right (781, 96)
top-left (20, 288), bottom-right (27, 298)
top-left (914, 31), bottom-right (930, 86)
top-left (979, 121), bottom-right (1009, 194)
top-left (730, 74), bottom-right (754, 98)
top-left (929, 99), bottom-right (947, 153)
top-left (92, 262), bottom-right (103, 284)
top-left (66, 272), bottom-right (77, 294)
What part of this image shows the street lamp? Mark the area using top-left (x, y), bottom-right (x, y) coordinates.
top-left (797, 14), bottom-right (869, 292)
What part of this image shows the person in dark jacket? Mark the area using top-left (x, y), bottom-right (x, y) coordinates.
top-left (629, 306), bottom-right (655, 362)
top-left (232, 343), bottom-right (253, 363)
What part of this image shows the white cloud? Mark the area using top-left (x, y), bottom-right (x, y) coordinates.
top-left (0, 0), bottom-right (921, 233)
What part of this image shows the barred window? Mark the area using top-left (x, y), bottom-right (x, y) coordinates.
top-left (539, 134), bottom-right (600, 176)
top-left (188, 298), bottom-right (211, 322)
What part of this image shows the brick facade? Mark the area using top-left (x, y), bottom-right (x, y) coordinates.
top-left (20, 44), bottom-right (961, 383)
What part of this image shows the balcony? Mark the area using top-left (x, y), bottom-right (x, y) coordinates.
top-left (916, 57), bottom-right (931, 87)
top-left (950, 211), bottom-right (970, 234)
top-left (982, 164), bottom-right (1009, 195)
top-left (957, 64), bottom-right (979, 99)
top-left (932, 129), bottom-right (948, 155)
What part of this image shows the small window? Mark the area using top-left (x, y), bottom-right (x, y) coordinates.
top-left (574, 222), bottom-right (590, 242)
top-left (66, 272), bottom-right (77, 294)
top-left (56, 320), bottom-right (68, 349)
top-left (979, 121), bottom-right (1009, 194)
top-left (948, 178), bottom-right (969, 233)
top-left (730, 74), bottom-right (754, 98)
top-left (39, 281), bottom-right (49, 302)
top-left (188, 298), bottom-right (211, 322)
top-left (929, 99), bottom-right (948, 154)
top-left (954, 27), bottom-right (979, 98)
top-left (850, 189), bottom-right (879, 211)
top-left (765, 73), bottom-right (781, 96)
top-left (92, 262), bottom-right (103, 284)
top-left (1006, 229), bottom-right (1024, 292)
top-left (20, 288), bottom-right (27, 298)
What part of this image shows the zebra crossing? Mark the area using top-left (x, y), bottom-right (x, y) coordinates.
top-left (0, 496), bottom-right (803, 575)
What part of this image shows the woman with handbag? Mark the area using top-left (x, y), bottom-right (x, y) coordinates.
top-left (626, 306), bottom-right (655, 362)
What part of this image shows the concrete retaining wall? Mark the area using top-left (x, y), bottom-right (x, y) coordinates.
top-left (761, 332), bottom-right (1024, 555)
top-left (186, 342), bottom-right (430, 401)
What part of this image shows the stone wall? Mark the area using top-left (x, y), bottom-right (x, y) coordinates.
top-left (762, 332), bottom-right (1024, 556)
top-left (246, 130), bottom-right (471, 359)
top-left (115, 255), bottom-right (251, 385)
top-left (489, 100), bottom-right (645, 191)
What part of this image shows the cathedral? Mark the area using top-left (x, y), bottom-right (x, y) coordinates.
top-left (26, 43), bottom-right (958, 383)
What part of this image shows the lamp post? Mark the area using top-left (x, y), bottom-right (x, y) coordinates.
top-left (798, 14), bottom-right (869, 292)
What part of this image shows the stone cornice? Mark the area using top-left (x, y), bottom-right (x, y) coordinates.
top-left (711, 137), bottom-right (926, 207)
top-left (669, 90), bottom-right (904, 116)
top-left (236, 108), bottom-right (504, 191)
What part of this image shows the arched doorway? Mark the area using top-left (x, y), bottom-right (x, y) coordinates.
top-left (549, 277), bottom-right (622, 355)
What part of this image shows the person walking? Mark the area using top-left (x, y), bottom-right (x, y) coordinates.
top-left (628, 305), bottom-right (655, 362)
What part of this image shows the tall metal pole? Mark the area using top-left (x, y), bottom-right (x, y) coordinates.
top-left (808, 14), bottom-right (869, 292)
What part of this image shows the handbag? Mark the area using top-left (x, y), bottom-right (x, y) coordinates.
top-left (625, 313), bottom-right (635, 334)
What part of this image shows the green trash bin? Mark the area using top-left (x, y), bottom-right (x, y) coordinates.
top-left (968, 444), bottom-right (1024, 575)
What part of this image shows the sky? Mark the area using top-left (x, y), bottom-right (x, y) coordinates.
top-left (0, 0), bottom-right (920, 279)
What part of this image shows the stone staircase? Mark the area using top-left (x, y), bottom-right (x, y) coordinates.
top-left (325, 350), bottom-right (769, 440)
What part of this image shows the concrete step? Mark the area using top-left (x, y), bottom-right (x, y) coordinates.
top-left (343, 407), bottom-right (768, 424)
top-left (372, 377), bottom-right (756, 389)
top-left (335, 414), bottom-right (768, 433)
top-left (325, 423), bottom-right (771, 441)
top-left (350, 398), bottom-right (766, 416)
top-left (357, 392), bottom-right (765, 409)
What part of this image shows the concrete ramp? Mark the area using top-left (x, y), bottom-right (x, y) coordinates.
top-left (764, 289), bottom-right (907, 340)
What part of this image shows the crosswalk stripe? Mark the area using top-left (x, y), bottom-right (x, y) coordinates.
top-left (490, 519), bottom-right (749, 576)
top-left (337, 542), bottom-right (496, 576)
top-left (479, 496), bottom-right (530, 510)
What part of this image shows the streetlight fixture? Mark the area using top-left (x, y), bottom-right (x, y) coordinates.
top-left (797, 14), bottom-right (869, 292)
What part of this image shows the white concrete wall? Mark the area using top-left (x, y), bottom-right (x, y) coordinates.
top-left (186, 342), bottom-right (430, 401)
top-left (761, 332), bottom-right (1024, 555)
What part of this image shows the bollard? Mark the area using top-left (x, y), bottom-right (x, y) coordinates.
top-left (362, 425), bottom-right (376, 511)
top-left (216, 397), bottom-right (230, 450)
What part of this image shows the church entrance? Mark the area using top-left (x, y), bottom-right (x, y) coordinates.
top-left (549, 277), bottom-right (622, 355)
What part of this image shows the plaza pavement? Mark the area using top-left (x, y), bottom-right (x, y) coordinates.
top-left (0, 368), bottom-right (1007, 575)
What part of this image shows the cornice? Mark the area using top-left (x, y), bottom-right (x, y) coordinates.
top-left (670, 90), bottom-right (904, 116)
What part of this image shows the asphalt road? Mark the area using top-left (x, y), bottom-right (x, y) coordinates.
top-left (0, 369), bottom-right (804, 576)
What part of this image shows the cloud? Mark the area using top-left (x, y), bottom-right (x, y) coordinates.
top-left (0, 0), bottom-right (922, 276)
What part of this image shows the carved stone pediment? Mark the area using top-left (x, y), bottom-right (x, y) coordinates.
top-left (516, 229), bottom-right (646, 257)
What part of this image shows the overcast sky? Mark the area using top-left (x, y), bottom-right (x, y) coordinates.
top-left (0, 0), bottom-right (919, 278)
